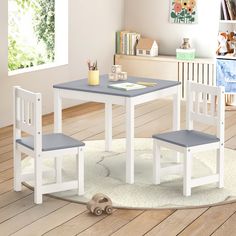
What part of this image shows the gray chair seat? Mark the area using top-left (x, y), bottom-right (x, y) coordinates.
top-left (152, 130), bottom-right (220, 148)
top-left (16, 133), bottom-right (85, 151)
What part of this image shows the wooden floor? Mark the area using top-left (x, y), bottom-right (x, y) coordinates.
top-left (1, 99), bottom-right (236, 236)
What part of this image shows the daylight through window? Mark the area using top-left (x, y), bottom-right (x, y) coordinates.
top-left (8, 0), bottom-right (55, 72)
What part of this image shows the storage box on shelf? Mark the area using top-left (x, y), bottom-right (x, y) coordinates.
top-left (176, 49), bottom-right (195, 61)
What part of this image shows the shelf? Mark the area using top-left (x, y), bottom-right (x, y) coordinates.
top-left (219, 20), bottom-right (236, 24)
top-left (115, 54), bottom-right (214, 64)
top-left (217, 54), bottom-right (236, 60)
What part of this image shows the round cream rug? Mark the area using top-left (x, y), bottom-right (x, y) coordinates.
top-left (22, 138), bottom-right (236, 209)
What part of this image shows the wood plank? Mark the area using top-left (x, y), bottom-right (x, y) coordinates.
top-left (0, 198), bottom-right (69, 235)
top-left (145, 208), bottom-right (207, 236)
top-left (0, 136), bottom-right (12, 147)
top-left (212, 212), bottom-right (236, 236)
top-left (0, 187), bottom-right (32, 209)
top-left (178, 203), bottom-right (236, 236)
top-left (0, 143), bottom-right (12, 155)
top-left (11, 203), bottom-right (87, 236)
top-left (60, 102), bottom-right (104, 121)
top-left (77, 209), bottom-right (143, 236)
top-left (0, 126), bottom-right (13, 140)
top-left (0, 194), bottom-right (35, 223)
top-left (0, 179), bottom-right (13, 195)
top-left (85, 100), bottom-right (173, 140)
top-left (0, 151), bottom-right (13, 163)
top-left (44, 210), bottom-right (110, 236)
top-left (111, 209), bottom-right (174, 236)
top-left (0, 159), bottom-right (13, 172)
top-left (0, 168), bottom-right (13, 183)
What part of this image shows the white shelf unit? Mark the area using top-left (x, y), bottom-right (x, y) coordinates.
top-left (219, 20), bottom-right (236, 24)
top-left (218, 13), bottom-right (236, 106)
top-left (219, 21), bottom-right (236, 31)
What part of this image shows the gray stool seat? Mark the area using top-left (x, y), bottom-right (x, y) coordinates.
top-left (152, 130), bottom-right (220, 148)
top-left (16, 133), bottom-right (85, 151)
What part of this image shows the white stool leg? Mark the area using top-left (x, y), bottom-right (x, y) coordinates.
top-left (77, 147), bottom-right (84, 195)
top-left (183, 150), bottom-right (192, 196)
top-left (14, 148), bottom-right (22, 191)
top-left (217, 147), bottom-right (224, 188)
top-left (34, 155), bottom-right (42, 204)
top-left (153, 140), bottom-right (161, 185)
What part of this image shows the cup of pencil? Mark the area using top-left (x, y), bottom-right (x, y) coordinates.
top-left (87, 60), bottom-right (99, 86)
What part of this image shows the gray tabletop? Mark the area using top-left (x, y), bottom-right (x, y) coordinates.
top-left (53, 75), bottom-right (181, 97)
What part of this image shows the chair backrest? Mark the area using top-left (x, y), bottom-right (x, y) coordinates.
top-left (186, 81), bottom-right (225, 142)
top-left (13, 86), bottom-right (42, 152)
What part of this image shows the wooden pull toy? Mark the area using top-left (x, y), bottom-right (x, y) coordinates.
top-left (87, 193), bottom-right (113, 216)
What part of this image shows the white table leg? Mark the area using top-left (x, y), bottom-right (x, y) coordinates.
top-left (153, 140), bottom-right (161, 185)
top-left (54, 89), bottom-right (62, 133)
top-left (173, 85), bottom-right (180, 131)
top-left (77, 147), bottom-right (84, 195)
top-left (126, 98), bottom-right (134, 184)
top-left (54, 89), bottom-right (62, 183)
top-left (173, 86), bottom-right (181, 162)
top-left (183, 150), bottom-right (192, 196)
top-left (105, 102), bottom-right (112, 151)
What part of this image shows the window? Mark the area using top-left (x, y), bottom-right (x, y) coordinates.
top-left (146, 50), bottom-right (150, 55)
top-left (139, 49), bottom-right (143, 54)
top-left (8, 0), bottom-right (68, 73)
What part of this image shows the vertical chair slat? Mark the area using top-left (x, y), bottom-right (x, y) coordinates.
top-left (21, 98), bottom-right (24, 124)
top-left (195, 91), bottom-right (200, 114)
top-left (210, 94), bottom-right (215, 116)
top-left (203, 92), bottom-right (208, 115)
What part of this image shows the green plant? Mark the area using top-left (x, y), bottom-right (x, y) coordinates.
top-left (8, 0), bottom-right (55, 71)
top-left (33, 0), bottom-right (55, 60)
top-left (8, 35), bottom-right (45, 71)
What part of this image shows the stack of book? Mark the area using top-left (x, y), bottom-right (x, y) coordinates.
top-left (116, 30), bottom-right (141, 55)
top-left (221, 0), bottom-right (236, 20)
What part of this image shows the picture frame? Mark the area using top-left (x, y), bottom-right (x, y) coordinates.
top-left (169, 0), bottom-right (198, 24)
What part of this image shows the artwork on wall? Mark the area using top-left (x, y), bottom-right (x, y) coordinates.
top-left (170, 0), bottom-right (198, 24)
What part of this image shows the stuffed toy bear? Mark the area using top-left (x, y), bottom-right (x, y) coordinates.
top-left (216, 32), bottom-right (236, 55)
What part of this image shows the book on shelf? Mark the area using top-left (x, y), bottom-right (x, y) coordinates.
top-left (231, 0), bottom-right (236, 19)
top-left (116, 30), bottom-right (141, 56)
top-left (221, 0), bottom-right (230, 20)
top-left (225, 0), bottom-right (236, 20)
top-left (108, 82), bottom-right (146, 91)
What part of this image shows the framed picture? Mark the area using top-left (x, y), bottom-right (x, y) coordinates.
top-left (170, 0), bottom-right (198, 24)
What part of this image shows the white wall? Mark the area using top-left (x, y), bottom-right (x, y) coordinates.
top-left (0, 0), bottom-right (124, 127)
top-left (69, 0), bottom-right (125, 79)
top-left (125, 0), bottom-right (220, 58)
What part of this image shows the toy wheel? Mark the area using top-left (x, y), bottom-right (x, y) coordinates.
top-left (105, 205), bottom-right (113, 214)
top-left (94, 207), bottom-right (103, 216)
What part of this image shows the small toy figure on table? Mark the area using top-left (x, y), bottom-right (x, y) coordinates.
top-left (109, 65), bottom-right (127, 81)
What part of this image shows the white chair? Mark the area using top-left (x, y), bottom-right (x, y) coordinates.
top-left (13, 86), bottom-right (85, 204)
top-left (153, 81), bottom-right (225, 196)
